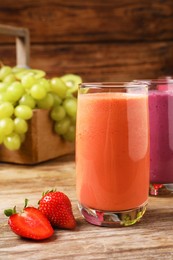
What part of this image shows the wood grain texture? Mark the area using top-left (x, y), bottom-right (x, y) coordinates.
top-left (0, 110), bottom-right (74, 164)
top-left (1, 155), bottom-right (173, 260)
top-left (0, 41), bottom-right (173, 81)
top-left (0, 0), bottom-right (173, 43)
top-left (0, 0), bottom-right (173, 82)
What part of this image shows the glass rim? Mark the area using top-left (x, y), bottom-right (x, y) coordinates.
top-left (134, 78), bottom-right (173, 84)
top-left (79, 82), bottom-right (149, 89)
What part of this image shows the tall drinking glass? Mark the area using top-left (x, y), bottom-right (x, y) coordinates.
top-left (76, 82), bottom-right (150, 227)
top-left (149, 79), bottom-right (173, 196)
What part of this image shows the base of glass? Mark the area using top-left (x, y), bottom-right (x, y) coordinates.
top-left (78, 201), bottom-right (148, 227)
top-left (149, 183), bottom-right (173, 196)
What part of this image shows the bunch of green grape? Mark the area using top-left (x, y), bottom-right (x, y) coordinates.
top-left (0, 65), bottom-right (82, 151)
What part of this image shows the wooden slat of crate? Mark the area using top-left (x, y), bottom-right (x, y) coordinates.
top-left (0, 24), bottom-right (30, 67)
top-left (0, 109), bottom-right (75, 165)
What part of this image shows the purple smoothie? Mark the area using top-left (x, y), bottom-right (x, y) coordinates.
top-left (149, 89), bottom-right (173, 183)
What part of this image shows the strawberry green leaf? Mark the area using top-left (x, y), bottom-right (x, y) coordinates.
top-left (4, 206), bottom-right (17, 216)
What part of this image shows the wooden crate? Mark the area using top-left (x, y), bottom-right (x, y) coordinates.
top-left (0, 25), bottom-right (75, 164)
top-left (0, 109), bottom-right (74, 164)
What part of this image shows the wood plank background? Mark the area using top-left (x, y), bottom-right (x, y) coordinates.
top-left (0, 0), bottom-right (173, 81)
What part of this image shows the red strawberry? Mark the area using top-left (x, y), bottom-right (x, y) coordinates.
top-left (4, 199), bottom-right (54, 240)
top-left (38, 190), bottom-right (76, 230)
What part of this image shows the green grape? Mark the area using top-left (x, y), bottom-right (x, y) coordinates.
top-left (20, 133), bottom-right (26, 143)
top-left (63, 124), bottom-right (76, 142)
top-left (6, 82), bottom-right (25, 103)
top-left (14, 105), bottom-right (33, 120)
top-left (63, 97), bottom-right (77, 117)
top-left (30, 83), bottom-right (47, 100)
top-left (61, 74), bottom-right (82, 94)
top-left (0, 82), bottom-right (9, 93)
top-left (54, 117), bottom-right (71, 135)
top-left (14, 117), bottom-right (28, 134)
top-left (0, 133), bottom-right (4, 144)
top-left (0, 102), bottom-right (14, 119)
top-left (52, 93), bottom-right (62, 106)
top-left (50, 77), bottom-right (67, 99)
top-left (29, 69), bottom-right (46, 79)
top-left (19, 93), bottom-right (36, 109)
top-left (39, 78), bottom-right (50, 92)
top-left (0, 118), bottom-right (14, 136)
top-left (0, 66), bottom-right (12, 80)
top-left (3, 73), bottom-right (16, 83)
top-left (50, 105), bottom-right (66, 121)
top-left (3, 133), bottom-right (21, 150)
top-left (1, 92), bottom-right (10, 102)
top-left (16, 69), bottom-right (46, 80)
top-left (12, 66), bottom-right (26, 74)
top-left (65, 92), bottom-right (74, 98)
top-left (21, 74), bottom-right (37, 89)
top-left (0, 93), bottom-right (5, 102)
top-left (70, 115), bottom-right (76, 124)
top-left (36, 93), bottom-right (54, 109)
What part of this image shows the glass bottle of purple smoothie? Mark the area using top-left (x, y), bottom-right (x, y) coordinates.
top-left (149, 78), bottom-right (173, 196)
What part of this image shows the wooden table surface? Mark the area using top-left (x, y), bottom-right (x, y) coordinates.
top-left (0, 154), bottom-right (173, 260)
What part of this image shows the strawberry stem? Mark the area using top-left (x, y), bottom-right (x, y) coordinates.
top-left (24, 198), bottom-right (29, 208)
top-left (38, 189), bottom-right (56, 204)
top-left (4, 198), bottom-right (29, 217)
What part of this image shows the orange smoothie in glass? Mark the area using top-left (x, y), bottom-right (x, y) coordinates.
top-left (76, 89), bottom-right (149, 214)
